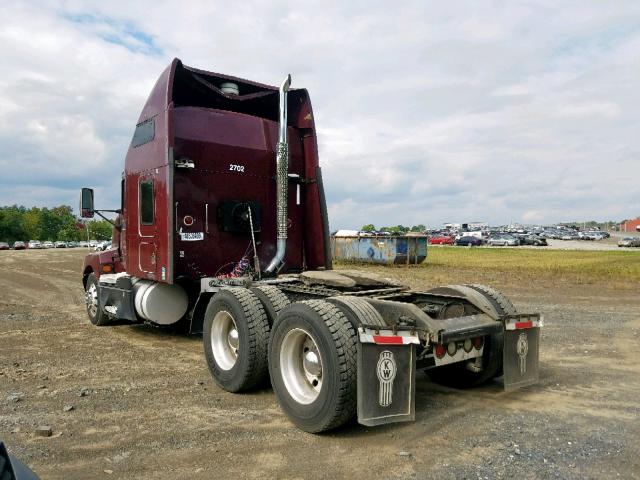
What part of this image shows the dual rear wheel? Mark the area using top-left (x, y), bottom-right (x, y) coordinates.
top-left (268, 301), bottom-right (357, 433)
top-left (203, 289), bottom-right (358, 432)
top-left (203, 284), bottom-right (515, 431)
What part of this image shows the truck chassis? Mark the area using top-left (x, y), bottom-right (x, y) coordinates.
top-left (90, 270), bottom-right (541, 432)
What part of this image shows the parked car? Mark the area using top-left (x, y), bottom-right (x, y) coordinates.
top-left (518, 235), bottom-right (548, 246)
top-left (561, 234), bottom-right (578, 241)
top-left (28, 240), bottom-right (42, 249)
top-left (42, 241), bottom-right (55, 249)
top-left (428, 234), bottom-right (454, 245)
top-left (542, 230), bottom-right (561, 239)
top-left (93, 240), bottom-right (112, 251)
top-left (533, 236), bottom-right (547, 246)
top-left (13, 241), bottom-right (26, 250)
top-left (67, 241), bottom-right (79, 248)
top-left (577, 232), bottom-right (596, 240)
top-left (487, 234), bottom-right (518, 246)
top-left (78, 241), bottom-right (88, 247)
top-left (455, 231), bottom-right (485, 241)
top-left (455, 236), bottom-right (483, 246)
top-left (0, 242), bottom-right (10, 250)
top-left (618, 237), bottom-right (640, 247)
top-left (54, 241), bottom-right (67, 248)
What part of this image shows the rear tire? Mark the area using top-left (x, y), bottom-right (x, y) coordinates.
top-left (426, 284), bottom-right (516, 388)
top-left (85, 273), bottom-right (110, 326)
top-left (465, 284), bottom-right (517, 315)
top-left (326, 296), bottom-right (386, 329)
top-left (269, 300), bottom-right (357, 433)
top-left (250, 285), bottom-right (290, 326)
top-left (203, 288), bottom-right (270, 392)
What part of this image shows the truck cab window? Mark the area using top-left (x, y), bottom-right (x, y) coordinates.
top-left (132, 118), bottom-right (155, 147)
top-left (140, 181), bottom-right (154, 225)
top-left (121, 178), bottom-right (125, 215)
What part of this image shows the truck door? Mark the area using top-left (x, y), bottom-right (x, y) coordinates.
top-left (138, 175), bottom-right (157, 275)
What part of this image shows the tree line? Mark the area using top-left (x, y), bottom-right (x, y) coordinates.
top-left (360, 224), bottom-right (426, 234)
top-left (361, 221), bottom-right (622, 233)
top-left (0, 205), bottom-right (113, 243)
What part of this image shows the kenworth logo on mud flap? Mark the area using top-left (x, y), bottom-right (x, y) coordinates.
top-left (503, 315), bottom-right (542, 391)
top-left (357, 328), bottom-right (417, 426)
top-left (377, 350), bottom-right (397, 407)
top-left (516, 331), bottom-right (529, 375)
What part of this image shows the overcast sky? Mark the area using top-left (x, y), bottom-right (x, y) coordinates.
top-left (1, 1), bottom-right (639, 229)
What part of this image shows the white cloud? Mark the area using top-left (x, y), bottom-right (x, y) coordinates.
top-left (0, 0), bottom-right (639, 229)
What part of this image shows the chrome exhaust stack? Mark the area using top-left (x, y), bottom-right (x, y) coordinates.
top-left (265, 74), bottom-right (292, 274)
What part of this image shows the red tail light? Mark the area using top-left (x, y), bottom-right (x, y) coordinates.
top-left (472, 336), bottom-right (484, 349)
top-left (434, 343), bottom-right (446, 358)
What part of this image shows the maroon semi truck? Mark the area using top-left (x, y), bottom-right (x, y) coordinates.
top-left (80, 59), bottom-right (542, 433)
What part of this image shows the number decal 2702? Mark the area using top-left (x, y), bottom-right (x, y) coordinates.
top-left (229, 164), bottom-right (245, 173)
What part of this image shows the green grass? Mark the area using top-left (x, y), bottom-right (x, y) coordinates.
top-left (426, 247), bottom-right (640, 281)
top-left (335, 247), bottom-right (640, 288)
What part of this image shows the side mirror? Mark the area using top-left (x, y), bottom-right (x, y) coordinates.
top-left (80, 188), bottom-right (95, 218)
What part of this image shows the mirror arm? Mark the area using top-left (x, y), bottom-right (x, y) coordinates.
top-left (91, 209), bottom-right (122, 231)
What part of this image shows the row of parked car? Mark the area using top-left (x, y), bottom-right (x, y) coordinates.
top-left (0, 240), bottom-right (112, 250)
top-left (537, 229), bottom-right (610, 241)
top-left (428, 231), bottom-right (548, 247)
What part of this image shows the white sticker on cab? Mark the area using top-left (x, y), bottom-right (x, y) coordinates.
top-left (180, 232), bottom-right (204, 241)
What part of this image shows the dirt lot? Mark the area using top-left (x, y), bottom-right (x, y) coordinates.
top-left (1, 249), bottom-right (639, 479)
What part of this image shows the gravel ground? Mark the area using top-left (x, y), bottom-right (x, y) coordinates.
top-left (1, 249), bottom-right (639, 479)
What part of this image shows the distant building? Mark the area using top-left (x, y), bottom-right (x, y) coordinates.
top-left (621, 218), bottom-right (640, 232)
top-left (468, 222), bottom-right (489, 230)
top-left (443, 222), bottom-right (488, 231)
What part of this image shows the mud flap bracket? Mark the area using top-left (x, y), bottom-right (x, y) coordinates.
top-left (98, 276), bottom-right (136, 321)
top-left (356, 328), bottom-right (418, 427)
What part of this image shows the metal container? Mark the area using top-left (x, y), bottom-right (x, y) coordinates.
top-left (331, 234), bottom-right (428, 265)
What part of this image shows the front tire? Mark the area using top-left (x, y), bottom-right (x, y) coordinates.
top-left (203, 288), bottom-right (270, 392)
top-left (269, 300), bottom-right (357, 433)
top-left (85, 273), bottom-right (110, 326)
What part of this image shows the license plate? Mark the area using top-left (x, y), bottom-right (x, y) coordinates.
top-left (180, 232), bottom-right (204, 241)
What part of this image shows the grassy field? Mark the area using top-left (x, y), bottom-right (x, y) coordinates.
top-left (335, 246), bottom-right (640, 290)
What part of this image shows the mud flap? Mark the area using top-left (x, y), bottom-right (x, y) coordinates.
top-left (502, 315), bottom-right (543, 391)
top-left (357, 328), bottom-right (418, 427)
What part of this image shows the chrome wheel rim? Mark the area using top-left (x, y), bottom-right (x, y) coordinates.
top-left (280, 328), bottom-right (323, 404)
top-left (86, 283), bottom-right (98, 317)
top-left (211, 311), bottom-right (239, 370)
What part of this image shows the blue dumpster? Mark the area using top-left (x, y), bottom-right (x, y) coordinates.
top-left (331, 234), bottom-right (428, 265)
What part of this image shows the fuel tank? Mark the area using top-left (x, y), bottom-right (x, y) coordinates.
top-left (132, 279), bottom-right (188, 325)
